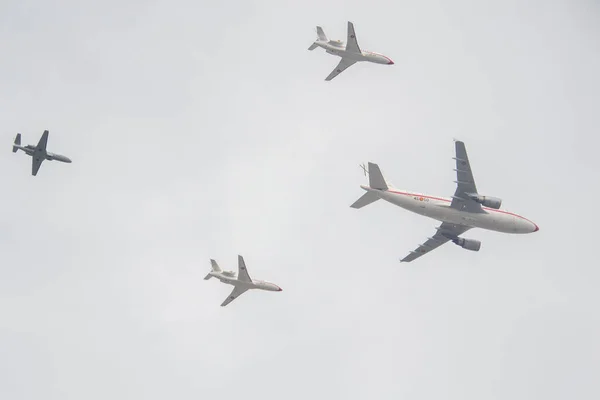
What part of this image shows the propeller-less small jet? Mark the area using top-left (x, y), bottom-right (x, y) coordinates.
top-left (204, 255), bottom-right (282, 307)
top-left (308, 21), bottom-right (394, 81)
top-left (12, 130), bottom-right (72, 176)
top-left (351, 140), bottom-right (539, 262)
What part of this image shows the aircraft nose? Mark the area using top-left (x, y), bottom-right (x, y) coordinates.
top-left (532, 222), bottom-right (539, 232)
top-left (277, 286), bottom-right (282, 291)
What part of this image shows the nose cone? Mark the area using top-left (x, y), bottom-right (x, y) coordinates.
top-left (381, 55), bottom-right (394, 65)
top-left (54, 154), bottom-right (72, 163)
top-left (267, 283), bottom-right (282, 291)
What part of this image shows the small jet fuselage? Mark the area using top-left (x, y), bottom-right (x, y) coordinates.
top-left (205, 256), bottom-right (282, 306)
top-left (206, 270), bottom-right (282, 292)
top-left (18, 145), bottom-right (72, 163)
top-left (315, 40), bottom-right (394, 64)
top-left (309, 22), bottom-right (394, 81)
top-left (13, 130), bottom-right (72, 175)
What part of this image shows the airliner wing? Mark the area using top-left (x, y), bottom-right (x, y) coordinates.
top-left (221, 286), bottom-right (248, 307)
top-left (36, 130), bottom-right (49, 151)
top-left (450, 140), bottom-right (484, 213)
top-left (346, 21), bottom-right (361, 53)
top-left (32, 155), bottom-right (44, 176)
top-left (325, 58), bottom-right (357, 81)
top-left (237, 255), bottom-right (252, 283)
top-left (400, 222), bottom-right (471, 262)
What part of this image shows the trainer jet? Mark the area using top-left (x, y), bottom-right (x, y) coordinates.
top-left (308, 21), bottom-right (394, 81)
top-left (204, 255), bottom-right (282, 307)
top-left (12, 130), bottom-right (72, 176)
top-left (351, 140), bottom-right (539, 262)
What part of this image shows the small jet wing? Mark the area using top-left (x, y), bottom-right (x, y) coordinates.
top-left (221, 285), bottom-right (249, 307)
top-left (450, 140), bottom-right (484, 213)
top-left (36, 130), bottom-right (49, 151)
top-left (400, 222), bottom-right (471, 262)
top-left (32, 155), bottom-right (44, 176)
top-left (237, 255), bottom-right (252, 283)
top-left (345, 21), bottom-right (361, 54)
top-left (325, 58), bottom-right (357, 81)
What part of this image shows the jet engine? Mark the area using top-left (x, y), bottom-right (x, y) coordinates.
top-left (469, 195), bottom-right (502, 209)
top-left (452, 238), bottom-right (481, 252)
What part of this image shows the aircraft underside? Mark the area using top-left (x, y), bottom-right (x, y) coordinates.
top-left (381, 192), bottom-right (525, 234)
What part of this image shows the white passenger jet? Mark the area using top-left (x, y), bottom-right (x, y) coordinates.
top-left (204, 255), bottom-right (282, 307)
top-left (308, 21), bottom-right (394, 81)
top-left (12, 130), bottom-right (72, 176)
top-left (351, 140), bottom-right (539, 262)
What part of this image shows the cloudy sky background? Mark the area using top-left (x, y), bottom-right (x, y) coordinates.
top-left (1, 0), bottom-right (599, 399)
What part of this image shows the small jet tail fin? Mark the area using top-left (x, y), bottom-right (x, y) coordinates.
top-left (205, 259), bottom-right (222, 280)
top-left (316, 26), bottom-right (327, 41)
top-left (13, 133), bottom-right (21, 153)
top-left (350, 192), bottom-right (380, 209)
top-left (210, 259), bottom-right (222, 272)
top-left (367, 162), bottom-right (389, 190)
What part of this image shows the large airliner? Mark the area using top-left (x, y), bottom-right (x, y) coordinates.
top-left (204, 255), bottom-right (282, 307)
top-left (308, 21), bottom-right (394, 81)
top-left (351, 140), bottom-right (539, 262)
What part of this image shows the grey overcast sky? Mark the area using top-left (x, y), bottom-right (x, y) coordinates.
top-left (1, 0), bottom-right (599, 399)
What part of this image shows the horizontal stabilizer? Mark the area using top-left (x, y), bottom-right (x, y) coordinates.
top-left (308, 43), bottom-right (318, 51)
top-left (350, 192), bottom-right (380, 209)
top-left (203, 273), bottom-right (212, 280)
top-left (367, 162), bottom-right (388, 190)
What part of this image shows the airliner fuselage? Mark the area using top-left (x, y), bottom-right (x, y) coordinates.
top-left (362, 185), bottom-right (538, 234)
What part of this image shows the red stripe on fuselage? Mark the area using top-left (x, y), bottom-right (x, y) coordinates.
top-left (386, 189), bottom-right (534, 223)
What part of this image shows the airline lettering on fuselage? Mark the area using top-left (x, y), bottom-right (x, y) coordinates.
top-left (413, 196), bottom-right (429, 202)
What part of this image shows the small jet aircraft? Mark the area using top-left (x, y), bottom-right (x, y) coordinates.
top-left (351, 140), bottom-right (539, 262)
top-left (12, 130), bottom-right (72, 176)
top-left (308, 21), bottom-right (394, 81)
top-left (204, 255), bottom-right (282, 307)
